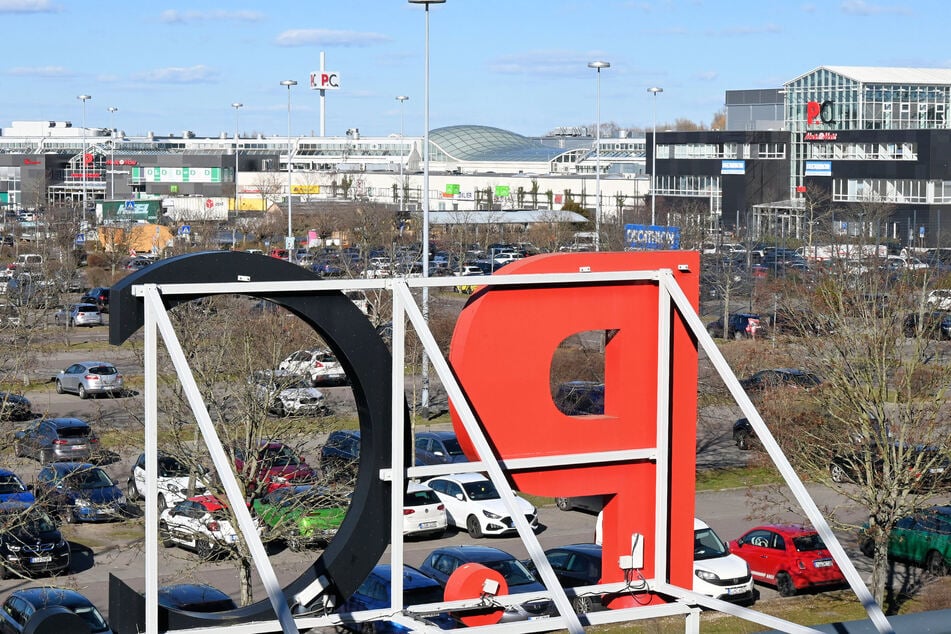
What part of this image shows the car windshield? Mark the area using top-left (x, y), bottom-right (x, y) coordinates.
top-left (73, 605), bottom-right (109, 631)
top-left (405, 585), bottom-right (443, 605)
top-left (694, 527), bottom-right (730, 560)
top-left (405, 489), bottom-right (440, 506)
top-left (441, 438), bottom-right (465, 457)
top-left (792, 533), bottom-right (827, 552)
top-left (0, 475), bottom-right (26, 494)
top-left (462, 480), bottom-right (500, 501)
top-left (158, 457), bottom-right (190, 477)
top-left (13, 510), bottom-right (57, 534)
top-left (261, 446), bottom-right (301, 467)
top-left (482, 558), bottom-right (537, 586)
top-left (66, 469), bottom-right (113, 489)
top-left (88, 365), bottom-right (117, 375)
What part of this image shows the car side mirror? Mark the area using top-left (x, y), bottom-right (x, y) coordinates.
top-left (735, 539), bottom-right (743, 548)
top-left (455, 493), bottom-right (464, 501)
top-left (433, 451), bottom-right (444, 457)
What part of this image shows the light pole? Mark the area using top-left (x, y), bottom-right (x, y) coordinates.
top-left (280, 80), bottom-right (297, 261)
top-left (107, 106), bottom-right (118, 201)
top-left (648, 86), bottom-right (663, 226)
top-left (77, 94), bottom-right (91, 224)
top-left (396, 95), bottom-right (409, 213)
top-left (588, 61), bottom-right (609, 251)
top-left (232, 102), bottom-right (243, 213)
top-left (409, 0), bottom-right (444, 417)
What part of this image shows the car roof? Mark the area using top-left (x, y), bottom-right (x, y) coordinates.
top-left (368, 564), bottom-right (441, 589)
top-left (745, 523), bottom-right (816, 537)
top-left (0, 468), bottom-right (17, 477)
top-left (52, 462), bottom-right (97, 473)
top-left (416, 430), bottom-right (457, 440)
top-left (11, 587), bottom-right (96, 609)
top-left (546, 543), bottom-right (602, 557)
top-left (429, 545), bottom-right (517, 563)
top-left (45, 417), bottom-right (91, 429)
top-left (158, 583), bottom-right (234, 606)
top-left (187, 495), bottom-right (224, 511)
top-left (431, 472), bottom-right (488, 484)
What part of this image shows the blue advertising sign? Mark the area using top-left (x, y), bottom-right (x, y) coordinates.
top-left (624, 224), bottom-right (681, 250)
top-left (805, 160), bottom-right (832, 176)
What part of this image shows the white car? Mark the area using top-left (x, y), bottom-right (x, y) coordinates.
top-left (692, 518), bottom-right (756, 605)
top-left (159, 495), bottom-right (254, 559)
top-left (127, 452), bottom-right (208, 512)
top-left (424, 473), bottom-right (538, 538)
top-left (927, 289), bottom-right (951, 310)
top-left (278, 349), bottom-right (347, 386)
top-left (250, 370), bottom-right (328, 417)
top-left (403, 482), bottom-right (448, 538)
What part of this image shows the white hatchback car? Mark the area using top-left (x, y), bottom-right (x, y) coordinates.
top-left (159, 495), bottom-right (254, 559)
top-left (278, 349), bottom-right (347, 386)
top-left (693, 518), bottom-right (756, 605)
top-left (403, 482), bottom-right (448, 538)
top-left (424, 473), bottom-right (538, 538)
top-left (250, 371), bottom-right (328, 417)
top-left (127, 453), bottom-right (208, 512)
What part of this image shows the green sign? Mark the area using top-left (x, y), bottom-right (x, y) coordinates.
top-left (445, 183), bottom-right (460, 195)
top-left (495, 185), bottom-right (511, 197)
top-left (100, 200), bottom-right (161, 222)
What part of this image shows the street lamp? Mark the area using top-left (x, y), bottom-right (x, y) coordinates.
top-left (232, 102), bottom-right (243, 212)
top-left (77, 94), bottom-right (91, 224)
top-left (280, 80), bottom-right (297, 261)
top-left (409, 0), bottom-right (444, 416)
top-left (648, 86), bottom-right (663, 226)
top-left (396, 96), bottom-right (409, 213)
top-left (107, 106), bottom-right (118, 201)
top-left (588, 61), bottom-right (610, 251)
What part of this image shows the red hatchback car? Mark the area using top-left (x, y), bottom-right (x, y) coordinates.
top-left (232, 442), bottom-right (318, 494)
top-left (729, 524), bottom-right (846, 596)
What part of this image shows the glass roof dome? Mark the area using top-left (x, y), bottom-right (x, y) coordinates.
top-left (429, 125), bottom-right (567, 162)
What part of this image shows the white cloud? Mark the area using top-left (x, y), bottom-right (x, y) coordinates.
top-left (133, 65), bottom-right (220, 84)
top-left (6, 65), bottom-right (69, 77)
top-left (841, 0), bottom-right (911, 15)
top-left (694, 70), bottom-right (719, 81)
top-left (489, 50), bottom-right (605, 77)
top-left (274, 29), bottom-right (390, 47)
top-left (0, 0), bottom-right (60, 13)
top-left (159, 9), bottom-right (265, 23)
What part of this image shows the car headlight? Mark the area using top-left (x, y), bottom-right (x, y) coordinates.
top-left (116, 495), bottom-right (126, 505)
top-left (481, 510), bottom-right (502, 520)
top-left (270, 476), bottom-right (288, 484)
top-left (6, 544), bottom-right (20, 552)
top-left (694, 568), bottom-right (720, 582)
top-left (167, 483), bottom-right (181, 493)
top-left (74, 499), bottom-right (90, 508)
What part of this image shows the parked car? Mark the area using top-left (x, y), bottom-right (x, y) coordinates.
top-left (418, 545), bottom-right (556, 622)
top-left (0, 303), bottom-right (21, 328)
top-left (706, 312), bottom-right (764, 339)
top-left (160, 495), bottom-right (250, 559)
top-left (424, 473), bottom-right (539, 538)
top-left (553, 381), bottom-right (605, 416)
top-left (859, 505), bottom-right (951, 575)
top-left (52, 302), bottom-right (103, 327)
top-left (126, 452), bottom-right (208, 512)
top-left (54, 361), bottom-right (123, 399)
top-left (79, 287), bottom-right (110, 313)
top-left (902, 311), bottom-right (951, 339)
top-left (336, 564), bottom-right (456, 633)
top-left (158, 583), bottom-right (237, 612)
top-left (829, 441), bottom-right (951, 489)
top-left (0, 391), bottom-right (32, 421)
top-left (0, 587), bottom-right (109, 633)
top-left (403, 482), bottom-right (448, 539)
top-left (233, 442), bottom-right (319, 494)
top-left (414, 430), bottom-right (469, 465)
top-left (320, 429), bottom-right (361, 476)
top-left (692, 518), bottom-right (756, 605)
top-left (34, 462), bottom-right (127, 524)
top-left (927, 289), bottom-right (951, 310)
top-left (278, 348), bottom-right (347, 386)
top-left (522, 543), bottom-right (604, 614)
top-left (554, 494), bottom-right (605, 514)
top-left (0, 469), bottom-right (35, 505)
top-left (14, 417), bottom-right (100, 463)
top-left (729, 524), bottom-right (846, 596)
top-left (0, 504), bottom-right (71, 579)
top-left (252, 484), bottom-right (347, 551)
top-left (732, 418), bottom-right (757, 451)
top-left (249, 370), bottom-right (328, 417)
top-left (739, 368), bottom-right (821, 392)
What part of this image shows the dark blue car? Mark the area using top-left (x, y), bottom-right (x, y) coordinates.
top-left (414, 431), bottom-right (469, 465)
top-left (34, 462), bottom-right (128, 523)
top-left (0, 469), bottom-right (35, 505)
top-left (337, 564), bottom-right (455, 632)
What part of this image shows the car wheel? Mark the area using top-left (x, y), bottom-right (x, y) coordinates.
top-left (733, 330), bottom-right (745, 340)
top-left (572, 595), bottom-right (594, 614)
top-left (830, 463), bottom-right (848, 484)
top-left (736, 432), bottom-right (752, 451)
top-left (927, 550), bottom-right (948, 576)
top-left (287, 536), bottom-right (303, 553)
top-left (157, 494), bottom-right (167, 514)
top-left (159, 522), bottom-right (174, 548)
top-left (776, 571), bottom-right (796, 597)
top-left (196, 538), bottom-right (214, 560)
top-left (127, 479), bottom-right (140, 501)
top-left (78, 384), bottom-right (88, 400)
top-left (555, 497), bottom-right (573, 511)
top-left (859, 538), bottom-right (875, 558)
top-left (0, 564), bottom-right (10, 580)
top-left (466, 515), bottom-right (483, 538)
top-left (55, 380), bottom-right (64, 394)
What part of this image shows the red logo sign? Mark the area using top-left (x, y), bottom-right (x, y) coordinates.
top-left (804, 132), bottom-right (837, 141)
top-left (205, 198), bottom-right (214, 209)
top-left (105, 159), bottom-right (138, 166)
top-left (83, 153), bottom-right (94, 165)
top-left (796, 185), bottom-right (808, 193)
top-left (22, 159), bottom-right (40, 166)
top-left (807, 100), bottom-right (835, 125)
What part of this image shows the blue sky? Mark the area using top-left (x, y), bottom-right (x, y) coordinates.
top-left (0, 0), bottom-right (944, 139)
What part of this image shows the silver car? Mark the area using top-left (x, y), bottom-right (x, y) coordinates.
top-left (53, 303), bottom-right (103, 327)
top-left (55, 361), bottom-right (123, 399)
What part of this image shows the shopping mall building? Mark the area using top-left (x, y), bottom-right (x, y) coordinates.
top-left (653, 65), bottom-right (951, 248)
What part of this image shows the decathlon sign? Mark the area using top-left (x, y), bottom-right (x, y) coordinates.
top-left (310, 70), bottom-right (340, 90)
top-left (625, 223), bottom-right (681, 250)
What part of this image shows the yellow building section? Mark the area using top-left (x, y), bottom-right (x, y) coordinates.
top-left (292, 185), bottom-right (321, 194)
top-left (233, 198), bottom-right (268, 211)
top-left (98, 223), bottom-right (174, 253)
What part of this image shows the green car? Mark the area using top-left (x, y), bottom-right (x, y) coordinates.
top-left (251, 485), bottom-right (347, 552)
top-left (861, 505), bottom-right (951, 575)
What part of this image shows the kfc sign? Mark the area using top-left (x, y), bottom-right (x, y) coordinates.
top-left (310, 71), bottom-right (340, 90)
top-left (807, 100), bottom-right (835, 125)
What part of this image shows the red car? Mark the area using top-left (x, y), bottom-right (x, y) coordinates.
top-left (729, 524), bottom-right (846, 596)
top-left (232, 442), bottom-right (318, 494)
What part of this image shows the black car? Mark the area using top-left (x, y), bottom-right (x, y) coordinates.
top-left (553, 381), bottom-right (604, 416)
top-left (829, 442), bottom-right (951, 490)
top-left (739, 368), bottom-right (821, 392)
top-left (34, 462), bottom-right (128, 524)
top-left (0, 391), bottom-right (32, 421)
top-left (732, 418), bottom-right (757, 450)
top-left (902, 311), bottom-right (951, 339)
top-left (0, 503), bottom-right (71, 579)
top-left (158, 583), bottom-right (237, 612)
top-left (0, 587), bottom-right (109, 633)
top-left (414, 430), bottom-right (469, 465)
top-left (706, 312), bottom-right (765, 339)
top-left (80, 287), bottom-right (110, 314)
top-left (522, 543), bottom-right (604, 614)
